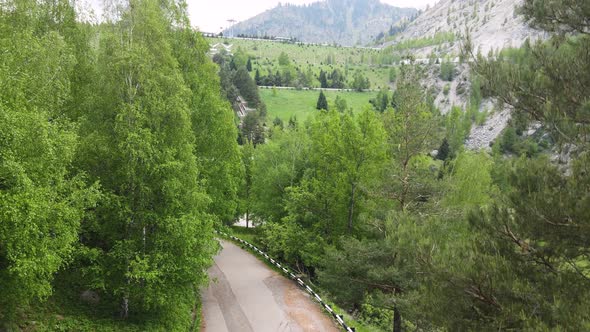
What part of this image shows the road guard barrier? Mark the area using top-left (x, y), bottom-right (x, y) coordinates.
top-left (217, 231), bottom-right (355, 332)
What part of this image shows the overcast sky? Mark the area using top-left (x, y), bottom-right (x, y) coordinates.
top-left (89, 0), bottom-right (437, 32)
top-left (188, 0), bottom-right (438, 32)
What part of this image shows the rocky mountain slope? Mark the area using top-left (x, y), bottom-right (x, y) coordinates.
top-left (385, 0), bottom-right (545, 56)
top-left (226, 0), bottom-right (416, 46)
top-left (382, 0), bottom-right (550, 150)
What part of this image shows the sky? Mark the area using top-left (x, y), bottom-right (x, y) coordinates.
top-left (189, 0), bottom-right (438, 32)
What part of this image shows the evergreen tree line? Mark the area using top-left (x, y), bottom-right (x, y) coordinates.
top-left (238, 1), bottom-right (590, 330)
top-left (212, 50), bottom-right (267, 146)
top-left (253, 59), bottom-right (371, 90)
top-left (0, 0), bottom-right (242, 329)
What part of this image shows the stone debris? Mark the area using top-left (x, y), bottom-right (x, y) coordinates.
top-left (466, 109), bottom-right (511, 150)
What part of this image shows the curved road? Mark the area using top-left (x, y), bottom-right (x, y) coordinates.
top-left (201, 240), bottom-right (339, 332)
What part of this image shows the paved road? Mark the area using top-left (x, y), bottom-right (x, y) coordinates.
top-left (201, 240), bottom-right (339, 332)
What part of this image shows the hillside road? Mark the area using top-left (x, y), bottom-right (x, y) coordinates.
top-left (201, 239), bottom-right (339, 332)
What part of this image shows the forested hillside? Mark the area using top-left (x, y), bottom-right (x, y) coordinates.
top-left (233, 0), bottom-right (590, 331)
top-left (0, 0), bottom-right (240, 330)
top-left (1, 0), bottom-right (589, 331)
top-left (226, 0), bottom-right (416, 46)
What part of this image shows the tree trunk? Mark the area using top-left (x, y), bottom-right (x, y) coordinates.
top-left (399, 159), bottom-right (410, 212)
top-left (347, 183), bottom-right (356, 234)
top-left (393, 307), bottom-right (402, 332)
top-left (246, 210), bottom-right (249, 228)
top-left (121, 296), bottom-right (129, 319)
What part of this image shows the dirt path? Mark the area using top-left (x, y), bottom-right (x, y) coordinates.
top-left (201, 240), bottom-right (339, 332)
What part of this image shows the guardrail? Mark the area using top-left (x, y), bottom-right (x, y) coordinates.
top-left (217, 231), bottom-right (356, 332)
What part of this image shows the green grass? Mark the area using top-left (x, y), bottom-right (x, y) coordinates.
top-left (229, 225), bottom-right (260, 246)
top-left (323, 300), bottom-right (384, 332)
top-left (16, 288), bottom-right (147, 332)
top-left (385, 31), bottom-right (456, 52)
top-left (260, 89), bottom-right (378, 122)
top-left (208, 37), bottom-right (382, 66)
top-left (16, 271), bottom-right (200, 331)
top-left (207, 37), bottom-right (396, 89)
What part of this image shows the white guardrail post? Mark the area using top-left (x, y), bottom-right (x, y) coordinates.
top-left (216, 231), bottom-right (355, 332)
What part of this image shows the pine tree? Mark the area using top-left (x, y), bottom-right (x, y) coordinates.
top-left (316, 91), bottom-right (328, 110)
top-left (437, 138), bottom-right (450, 161)
top-left (255, 68), bottom-right (261, 85)
top-left (467, 2), bottom-right (589, 145)
top-left (319, 69), bottom-right (328, 89)
top-left (234, 67), bottom-right (260, 106)
top-left (383, 67), bottom-right (440, 212)
top-left (520, 0), bottom-right (590, 35)
top-left (246, 58), bottom-right (252, 72)
top-left (433, 0), bottom-right (590, 328)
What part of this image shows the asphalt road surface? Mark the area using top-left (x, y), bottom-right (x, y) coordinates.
top-left (201, 240), bottom-right (339, 332)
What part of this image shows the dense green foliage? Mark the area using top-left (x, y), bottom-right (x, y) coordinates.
top-left (385, 32), bottom-right (456, 52)
top-left (0, 1), bottom-right (99, 319)
top-left (0, 0), bottom-right (240, 329)
top-left (213, 49), bottom-right (266, 146)
top-left (238, 1), bottom-right (590, 331)
top-left (3, 0), bottom-right (589, 331)
top-left (439, 60), bottom-right (456, 81)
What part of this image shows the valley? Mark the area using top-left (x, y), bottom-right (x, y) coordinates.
top-left (1, 0), bottom-right (588, 331)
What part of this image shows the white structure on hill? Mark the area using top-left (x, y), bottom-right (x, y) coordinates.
top-left (209, 43), bottom-right (233, 55)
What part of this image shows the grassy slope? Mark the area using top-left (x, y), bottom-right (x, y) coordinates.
top-left (260, 89), bottom-right (378, 122)
top-left (209, 37), bottom-right (379, 65)
top-left (208, 37), bottom-right (393, 89)
top-left (16, 289), bottom-right (145, 332)
top-left (17, 273), bottom-right (198, 331)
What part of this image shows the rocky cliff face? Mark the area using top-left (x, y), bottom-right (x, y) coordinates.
top-left (384, 0), bottom-right (545, 56)
top-left (384, 0), bottom-right (549, 150)
top-left (226, 0), bottom-right (416, 46)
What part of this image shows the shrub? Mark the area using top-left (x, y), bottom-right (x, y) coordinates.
top-left (443, 83), bottom-right (451, 96)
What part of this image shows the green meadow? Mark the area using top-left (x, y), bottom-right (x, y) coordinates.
top-left (208, 37), bottom-right (396, 89)
top-left (260, 88), bottom-right (378, 122)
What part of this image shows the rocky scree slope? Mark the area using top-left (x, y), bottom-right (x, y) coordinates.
top-left (384, 0), bottom-right (545, 56)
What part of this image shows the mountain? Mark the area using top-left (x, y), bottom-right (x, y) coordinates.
top-left (225, 0), bottom-right (417, 46)
top-left (383, 0), bottom-right (545, 55)
top-left (375, 0), bottom-right (547, 150)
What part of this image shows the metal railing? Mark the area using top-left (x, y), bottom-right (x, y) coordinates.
top-left (217, 231), bottom-right (356, 332)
